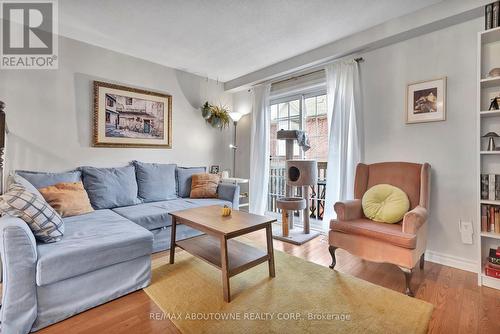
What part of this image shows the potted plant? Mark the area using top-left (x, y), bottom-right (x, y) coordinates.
top-left (201, 102), bottom-right (230, 130)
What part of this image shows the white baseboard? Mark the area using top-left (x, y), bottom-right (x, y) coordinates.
top-left (481, 273), bottom-right (500, 289)
top-left (424, 250), bottom-right (477, 273)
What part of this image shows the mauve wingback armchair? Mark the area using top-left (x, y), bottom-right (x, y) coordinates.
top-left (329, 162), bottom-right (431, 296)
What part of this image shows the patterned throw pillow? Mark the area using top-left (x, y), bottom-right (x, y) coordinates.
top-left (0, 184), bottom-right (64, 243)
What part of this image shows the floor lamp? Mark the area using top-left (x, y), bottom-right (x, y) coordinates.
top-left (229, 112), bottom-right (243, 177)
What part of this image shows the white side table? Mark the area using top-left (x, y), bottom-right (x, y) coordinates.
top-left (221, 177), bottom-right (249, 209)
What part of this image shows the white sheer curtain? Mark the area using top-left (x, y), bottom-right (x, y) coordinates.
top-left (249, 84), bottom-right (271, 215)
top-left (323, 60), bottom-right (362, 228)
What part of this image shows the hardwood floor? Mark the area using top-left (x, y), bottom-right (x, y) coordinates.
top-left (39, 230), bottom-right (500, 334)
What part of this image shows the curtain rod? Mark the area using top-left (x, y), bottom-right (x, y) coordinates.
top-left (271, 69), bottom-right (325, 86)
top-left (258, 57), bottom-right (364, 87)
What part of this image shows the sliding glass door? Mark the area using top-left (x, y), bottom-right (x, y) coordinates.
top-left (267, 92), bottom-right (328, 229)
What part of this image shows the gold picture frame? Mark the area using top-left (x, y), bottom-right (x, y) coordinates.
top-left (93, 81), bottom-right (172, 148)
top-left (406, 77), bottom-right (446, 124)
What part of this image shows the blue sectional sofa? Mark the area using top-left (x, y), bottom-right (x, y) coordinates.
top-left (0, 163), bottom-right (239, 333)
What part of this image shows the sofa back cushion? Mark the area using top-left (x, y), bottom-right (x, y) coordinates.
top-left (176, 167), bottom-right (206, 198)
top-left (190, 173), bottom-right (220, 198)
top-left (8, 173), bottom-right (42, 197)
top-left (133, 161), bottom-right (177, 202)
top-left (38, 182), bottom-right (94, 217)
top-left (16, 170), bottom-right (82, 189)
top-left (80, 166), bottom-right (141, 209)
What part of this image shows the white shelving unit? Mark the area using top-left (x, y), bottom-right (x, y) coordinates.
top-left (480, 110), bottom-right (500, 117)
top-left (480, 76), bottom-right (500, 88)
top-left (477, 26), bottom-right (500, 290)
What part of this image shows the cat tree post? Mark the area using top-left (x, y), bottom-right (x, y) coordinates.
top-left (284, 135), bottom-right (295, 229)
top-left (303, 186), bottom-right (310, 234)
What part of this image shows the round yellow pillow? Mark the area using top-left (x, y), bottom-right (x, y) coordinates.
top-left (362, 184), bottom-right (410, 224)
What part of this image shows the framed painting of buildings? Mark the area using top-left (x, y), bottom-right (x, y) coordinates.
top-left (93, 81), bottom-right (172, 148)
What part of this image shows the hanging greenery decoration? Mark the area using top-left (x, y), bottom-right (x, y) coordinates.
top-left (201, 101), bottom-right (230, 130)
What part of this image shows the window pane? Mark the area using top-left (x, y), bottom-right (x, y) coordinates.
top-left (305, 97), bottom-right (316, 117)
top-left (290, 117), bottom-right (300, 130)
top-left (270, 122), bottom-right (278, 141)
top-left (305, 136), bottom-right (318, 160)
top-left (268, 91), bottom-right (328, 221)
top-left (318, 135), bottom-right (328, 161)
top-left (305, 116), bottom-right (318, 137)
top-left (318, 114), bottom-right (327, 139)
top-left (278, 103), bottom-right (288, 119)
top-left (277, 141), bottom-right (286, 156)
top-left (306, 118), bottom-right (328, 161)
top-left (317, 95), bottom-right (327, 115)
top-left (290, 100), bottom-right (300, 116)
top-left (270, 139), bottom-right (277, 156)
top-left (278, 120), bottom-right (288, 131)
top-left (270, 104), bottom-right (278, 120)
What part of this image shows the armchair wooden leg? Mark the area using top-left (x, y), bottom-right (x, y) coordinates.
top-left (329, 246), bottom-right (337, 269)
top-left (400, 267), bottom-right (414, 297)
top-left (419, 253), bottom-right (425, 270)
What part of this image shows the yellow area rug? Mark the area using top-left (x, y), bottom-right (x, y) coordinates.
top-left (145, 249), bottom-right (433, 334)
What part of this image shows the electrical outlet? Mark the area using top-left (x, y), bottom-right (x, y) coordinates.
top-left (459, 221), bottom-right (473, 245)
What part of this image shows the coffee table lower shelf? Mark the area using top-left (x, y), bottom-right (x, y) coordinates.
top-left (176, 234), bottom-right (269, 277)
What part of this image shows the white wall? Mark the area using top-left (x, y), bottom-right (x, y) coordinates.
top-left (360, 17), bottom-right (481, 264)
top-left (0, 36), bottom-right (234, 173)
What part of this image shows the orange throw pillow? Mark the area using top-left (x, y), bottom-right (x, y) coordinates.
top-left (38, 182), bottom-right (94, 217)
top-left (190, 173), bottom-right (220, 199)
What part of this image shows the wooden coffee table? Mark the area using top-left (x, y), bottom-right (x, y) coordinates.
top-left (169, 205), bottom-right (276, 302)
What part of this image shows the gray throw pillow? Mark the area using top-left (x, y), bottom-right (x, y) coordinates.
top-left (80, 165), bottom-right (141, 209)
top-left (16, 170), bottom-right (82, 189)
top-left (0, 183), bottom-right (64, 243)
top-left (176, 166), bottom-right (206, 198)
top-left (133, 161), bottom-right (177, 202)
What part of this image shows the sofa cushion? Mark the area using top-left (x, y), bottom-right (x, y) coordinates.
top-left (16, 170), bottom-right (81, 189)
top-left (80, 166), bottom-right (141, 209)
top-left (36, 209), bottom-right (152, 286)
top-left (177, 167), bottom-right (206, 198)
top-left (112, 198), bottom-right (232, 231)
top-left (183, 198), bottom-right (232, 208)
top-left (112, 199), bottom-right (196, 230)
top-left (133, 161), bottom-right (177, 202)
top-left (151, 224), bottom-right (204, 253)
top-left (330, 218), bottom-right (416, 249)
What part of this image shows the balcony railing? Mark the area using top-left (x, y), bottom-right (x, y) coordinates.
top-left (268, 158), bottom-right (327, 221)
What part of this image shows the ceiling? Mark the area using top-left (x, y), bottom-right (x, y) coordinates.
top-left (59, 0), bottom-right (443, 82)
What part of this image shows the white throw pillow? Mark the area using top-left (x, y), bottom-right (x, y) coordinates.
top-left (0, 183), bottom-right (64, 243)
